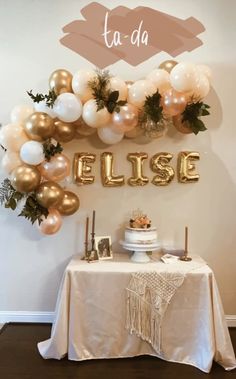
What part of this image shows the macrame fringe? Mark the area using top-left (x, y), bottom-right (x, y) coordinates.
top-left (126, 271), bottom-right (185, 354)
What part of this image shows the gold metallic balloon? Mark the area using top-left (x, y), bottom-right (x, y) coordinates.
top-left (24, 112), bottom-right (55, 141)
top-left (101, 152), bottom-right (125, 187)
top-left (11, 165), bottom-right (41, 193)
top-left (159, 60), bottom-right (178, 73)
top-left (39, 209), bottom-right (62, 235)
top-left (49, 69), bottom-right (73, 95)
top-left (173, 115), bottom-right (192, 134)
top-left (150, 153), bottom-right (174, 186)
top-left (57, 191), bottom-right (80, 216)
top-left (53, 119), bottom-right (76, 142)
top-left (177, 151), bottom-right (200, 183)
top-left (73, 153), bottom-right (96, 185)
top-left (127, 152), bottom-right (149, 186)
top-left (73, 118), bottom-right (96, 137)
top-left (36, 181), bottom-right (64, 208)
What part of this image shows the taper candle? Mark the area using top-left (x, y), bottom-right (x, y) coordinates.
top-left (85, 216), bottom-right (89, 247)
top-left (92, 210), bottom-right (95, 235)
top-left (185, 226), bottom-right (188, 255)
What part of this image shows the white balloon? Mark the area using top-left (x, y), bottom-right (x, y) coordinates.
top-left (1, 151), bottom-right (22, 174)
top-left (72, 69), bottom-right (96, 103)
top-left (108, 77), bottom-right (128, 101)
top-left (10, 105), bottom-right (34, 124)
top-left (20, 141), bottom-right (45, 165)
top-left (34, 101), bottom-right (57, 118)
top-left (170, 62), bottom-right (198, 92)
top-left (192, 73), bottom-right (210, 100)
top-left (97, 126), bottom-right (124, 145)
top-left (146, 69), bottom-right (171, 94)
top-left (54, 93), bottom-right (82, 123)
top-left (82, 99), bottom-right (111, 128)
top-left (197, 65), bottom-right (212, 82)
top-left (128, 80), bottom-right (156, 108)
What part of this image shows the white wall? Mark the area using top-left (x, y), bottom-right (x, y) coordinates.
top-left (0, 0), bottom-right (235, 315)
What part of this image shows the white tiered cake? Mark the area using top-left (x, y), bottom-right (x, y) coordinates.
top-left (120, 212), bottom-right (160, 263)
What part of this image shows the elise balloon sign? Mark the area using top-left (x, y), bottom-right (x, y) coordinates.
top-left (0, 61), bottom-right (211, 235)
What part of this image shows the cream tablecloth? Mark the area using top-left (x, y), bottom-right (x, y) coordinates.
top-left (38, 254), bottom-right (236, 373)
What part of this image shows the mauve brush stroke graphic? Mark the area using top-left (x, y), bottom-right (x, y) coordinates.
top-left (60, 2), bottom-right (205, 68)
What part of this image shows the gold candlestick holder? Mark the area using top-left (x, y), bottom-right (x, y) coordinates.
top-left (180, 226), bottom-right (192, 261)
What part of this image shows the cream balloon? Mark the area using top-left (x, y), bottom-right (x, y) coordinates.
top-left (10, 105), bottom-right (34, 124)
top-left (34, 101), bottom-right (57, 119)
top-left (82, 99), bottom-right (111, 128)
top-left (1, 151), bottom-right (23, 174)
top-left (20, 141), bottom-right (44, 165)
top-left (170, 62), bottom-right (198, 92)
top-left (128, 80), bottom-right (156, 108)
top-left (72, 69), bottom-right (96, 103)
top-left (53, 93), bottom-right (82, 123)
top-left (108, 77), bottom-right (128, 101)
top-left (38, 209), bottom-right (62, 235)
top-left (97, 126), bottom-right (124, 145)
top-left (0, 124), bottom-right (29, 151)
top-left (39, 154), bottom-right (70, 182)
top-left (192, 73), bottom-right (210, 100)
top-left (146, 69), bottom-right (171, 94)
top-left (197, 64), bottom-right (212, 82)
top-left (111, 104), bottom-right (138, 133)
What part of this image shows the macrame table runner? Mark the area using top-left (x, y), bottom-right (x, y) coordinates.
top-left (126, 270), bottom-right (185, 353)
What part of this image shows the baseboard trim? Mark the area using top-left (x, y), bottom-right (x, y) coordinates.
top-left (0, 312), bottom-right (235, 327)
top-left (226, 315), bottom-right (236, 327)
top-left (0, 311), bottom-right (54, 324)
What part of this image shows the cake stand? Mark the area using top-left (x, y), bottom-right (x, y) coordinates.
top-left (119, 240), bottom-right (160, 263)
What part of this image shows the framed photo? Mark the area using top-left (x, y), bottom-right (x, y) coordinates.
top-left (95, 236), bottom-right (113, 260)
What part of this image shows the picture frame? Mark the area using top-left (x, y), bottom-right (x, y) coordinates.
top-left (95, 236), bottom-right (113, 260)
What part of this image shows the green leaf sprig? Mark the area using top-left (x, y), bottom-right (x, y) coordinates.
top-left (181, 101), bottom-right (210, 135)
top-left (43, 139), bottom-right (63, 161)
top-left (0, 179), bottom-right (49, 225)
top-left (88, 70), bottom-right (126, 114)
top-left (27, 88), bottom-right (57, 108)
top-left (141, 90), bottom-right (163, 124)
top-left (0, 179), bottom-right (24, 210)
top-left (18, 193), bottom-right (49, 225)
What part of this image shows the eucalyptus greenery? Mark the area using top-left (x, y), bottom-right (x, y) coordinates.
top-left (181, 101), bottom-right (210, 135)
top-left (0, 178), bottom-right (24, 210)
top-left (27, 88), bottom-right (57, 108)
top-left (88, 70), bottom-right (126, 113)
top-left (0, 178), bottom-right (49, 225)
top-left (18, 193), bottom-right (49, 225)
top-left (140, 90), bottom-right (163, 124)
top-left (43, 139), bottom-right (63, 161)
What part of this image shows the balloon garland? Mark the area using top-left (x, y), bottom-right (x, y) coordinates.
top-left (0, 60), bottom-right (211, 235)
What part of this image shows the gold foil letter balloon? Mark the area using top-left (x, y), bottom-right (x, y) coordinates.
top-left (24, 112), bottom-right (55, 141)
top-left (151, 153), bottom-right (175, 186)
top-left (57, 191), bottom-right (80, 216)
top-left (73, 153), bottom-right (96, 185)
top-left (11, 165), bottom-right (41, 193)
top-left (177, 151), bottom-right (200, 183)
top-left (101, 152), bottom-right (125, 187)
top-left (49, 69), bottom-right (73, 95)
top-left (127, 152), bottom-right (149, 186)
top-left (36, 181), bottom-right (64, 208)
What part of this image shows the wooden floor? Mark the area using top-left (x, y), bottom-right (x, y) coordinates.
top-left (0, 323), bottom-right (235, 379)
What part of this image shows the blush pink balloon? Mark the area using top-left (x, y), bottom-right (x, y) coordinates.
top-left (40, 154), bottom-right (70, 182)
top-left (161, 88), bottom-right (187, 116)
top-left (38, 209), bottom-right (62, 235)
top-left (111, 104), bottom-right (139, 133)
